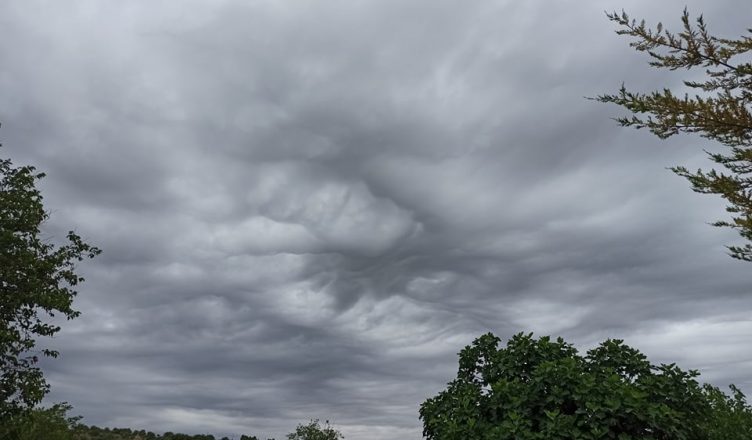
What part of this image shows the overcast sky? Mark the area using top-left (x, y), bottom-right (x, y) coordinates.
top-left (1, 1), bottom-right (750, 439)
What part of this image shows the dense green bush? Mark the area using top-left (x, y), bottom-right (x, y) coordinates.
top-left (0, 403), bottom-right (79, 440)
top-left (420, 332), bottom-right (752, 440)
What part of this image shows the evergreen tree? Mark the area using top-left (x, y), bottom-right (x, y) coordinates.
top-left (597, 9), bottom-right (752, 260)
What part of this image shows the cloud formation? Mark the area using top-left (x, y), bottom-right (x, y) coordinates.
top-left (1, 1), bottom-right (750, 439)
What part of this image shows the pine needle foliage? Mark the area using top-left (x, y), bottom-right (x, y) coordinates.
top-left (597, 9), bottom-right (752, 261)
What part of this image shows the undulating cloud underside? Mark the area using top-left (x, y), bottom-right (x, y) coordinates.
top-left (0, 1), bottom-right (749, 439)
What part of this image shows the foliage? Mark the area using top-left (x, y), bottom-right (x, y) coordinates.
top-left (0, 402), bottom-right (80, 440)
top-left (286, 420), bottom-right (343, 440)
top-left (72, 425), bottom-right (244, 440)
top-left (0, 142), bottom-right (101, 421)
top-left (703, 384), bottom-right (752, 440)
top-left (596, 9), bottom-right (752, 260)
top-left (420, 332), bottom-right (751, 440)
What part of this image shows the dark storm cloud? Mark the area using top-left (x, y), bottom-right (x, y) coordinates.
top-left (1, 1), bottom-right (751, 439)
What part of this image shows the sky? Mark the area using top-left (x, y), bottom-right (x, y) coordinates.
top-left (1, 1), bottom-right (750, 439)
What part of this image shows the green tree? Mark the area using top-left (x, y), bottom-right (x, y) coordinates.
top-left (596, 9), bottom-right (752, 260)
top-left (703, 383), bottom-right (752, 440)
top-left (420, 332), bottom-right (751, 440)
top-left (286, 420), bottom-right (343, 440)
top-left (3, 402), bottom-right (79, 440)
top-left (0, 141), bottom-right (101, 422)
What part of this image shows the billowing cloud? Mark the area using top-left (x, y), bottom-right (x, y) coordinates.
top-left (1, 0), bottom-right (749, 439)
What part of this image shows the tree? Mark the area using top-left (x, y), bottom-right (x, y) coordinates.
top-left (3, 402), bottom-right (80, 440)
top-left (0, 140), bottom-right (101, 422)
top-left (703, 383), bottom-right (752, 440)
top-left (286, 420), bottom-right (343, 440)
top-left (420, 332), bottom-right (752, 440)
top-left (596, 9), bottom-right (752, 260)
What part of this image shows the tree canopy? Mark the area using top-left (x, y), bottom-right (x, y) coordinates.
top-left (420, 332), bottom-right (752, 440)
top-left (0, 141), bottom-right (100, 423)
top-left (5, 403), bottom-right (80, 440)
top-left (597, 9), bottom-right (752, 260)
top-left (286, 420), bottom-right (343, 440)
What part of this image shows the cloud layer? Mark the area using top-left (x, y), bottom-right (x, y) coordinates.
top-left (1, 1), bottom-right (750, 439)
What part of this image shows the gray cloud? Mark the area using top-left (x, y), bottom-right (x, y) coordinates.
top-left (2, 0), bottom-right (750, 439)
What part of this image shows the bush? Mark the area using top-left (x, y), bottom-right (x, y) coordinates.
top-left (420, 332), bottom-right (752, 439)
